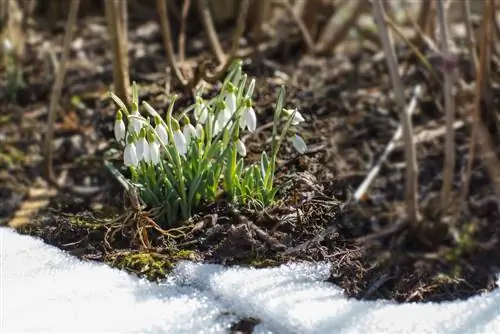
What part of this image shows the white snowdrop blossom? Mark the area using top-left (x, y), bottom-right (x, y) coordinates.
top-left (149, 141), bottom-right (160, 165)
top-left (240, 103), bottom-right (257, 132)
top-left (114, 110), bottom-right (126, 142)
top-left (124, 141), bottom-right (139, 167)
top-left (291, 134), bottom-right (307, 154)
top-left (194, 97), bottom-right (208, 124)
top-left (173, 128), bottom-right (187, 156)
top-left (155, 123), bottom-right (169, 145)
top-left (216, 104), bottom-right (232, 133)
top-left (130, 110), bottom-right (142, 133)
top-left (224, 89), bottom-right (237, 115)
top-left (235, 139), bottom-right (247, 157)
top-left (183, 123), bottom-right (197, 143)
top-left (3, 38), bottom-right (12, 52)
top-left (136, 130), bottom-right (149, 162)
top-left (284, 108), bottom-right (305, 125)
top-left (195, 123), bottom-right (204, 139)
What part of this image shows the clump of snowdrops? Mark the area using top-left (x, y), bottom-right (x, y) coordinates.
top-left (109, 62), bottom-right (307, 227)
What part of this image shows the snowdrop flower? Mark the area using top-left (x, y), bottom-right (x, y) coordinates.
top-left (136, 128), bottom-right (149, 162)
top-left (149, 140), bottom-right (160, 165)
top-left (224, 84), bottom-right (237, 115)
top-left (3, 38), bottom-right (12, 53)
top-left (183, 122), bottom-right (197, 143)
top-left (195, 123), bottom-right (204, 139)
top-left (129, 110), bottom-right (142, 133)
top-left (216, 102), bottom-right (232, 132)
top-left (291, 134), bottom-right (307, 154)
top-left (124, 136), bottom-right (139, 167)
top-left (173, 121), bottom-right (187, 155)
top-left (154, 117), bottom-right (169, 145)
top-left (194, 97), bottom-right (208, 124)
top-left (114, 110), bottom-right (126, 142)
top-left (235, 139), bottom-right (247, 157)
top-left (284, 108), bottom-right (305, 125)
top-left (240, 100), bottom-right (257, 132)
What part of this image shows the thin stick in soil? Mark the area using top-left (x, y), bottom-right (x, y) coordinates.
top-left (315, 0), bottom-right (368, 54)
top-left (44, 0), bottom-right (80, 185)
top-left (372, 0), bottom-right (420, 225)
top-left (178, 0), bottom-right (191, 64)
top-left (460, 0), bottom-right (500, 210)
top-left (196, 0), bottom-right (226, 65)
top-left (157, 0), bottom-right (189, 87)
top-left (436, 0), bottom-right (457, 213)
top-left (354, 85), bottom-right (421, 202)
top-left (104, 0), bottom-right (131, 106)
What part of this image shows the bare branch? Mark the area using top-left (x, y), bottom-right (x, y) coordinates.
top-left (196, 0), bottom-right (226, 64)
top-left (157, 0), bottom-right (189, 87)
top-left (44, 0), bottom-right (80, 182)
top-left (372, 0), bottom-right (420, 225)
top-left (178, 0), bottom-right (191, 63)
top-left (436, 0), bottom-right (456, 213)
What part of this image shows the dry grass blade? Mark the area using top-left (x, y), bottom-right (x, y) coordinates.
top-left (372, 0), bottom-right (420, 225)
top-left (44, 0), bottom-right (80, 183)
top-left (104, 0), bottom-right (131, 106)
top-left (436, 0), bottom-right (456, 213)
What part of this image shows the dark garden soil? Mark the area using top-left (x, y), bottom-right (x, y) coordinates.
top-left (2, 11), bottom-right (500, 316)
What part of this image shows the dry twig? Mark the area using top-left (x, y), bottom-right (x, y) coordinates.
top-left (354, 85), bottom-right (421, 202)
top-left (178, 0), bottom-right (191, 63)
top-left (460, 0), bottom-right (500, 210)
top-left (436, 0), bottom-right (456, 213)
top-left (44, 0), bottom-right (80, 184)
top-left (196, 0), bottom-right (226, 64)
top-left (104, 0), bottom-right (131, 106)
top-left (372, 0), bottom-right (420, 225)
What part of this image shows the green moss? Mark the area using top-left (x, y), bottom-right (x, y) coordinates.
top-left (247, 258), bottom-right (280, 268)
top-left (109, 251), bottom-right (173, 281)
top-left (68, 214), bottom-right (107, 230)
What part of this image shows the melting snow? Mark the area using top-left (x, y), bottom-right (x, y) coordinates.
top-left (1, 227), bottom-right (499, 333)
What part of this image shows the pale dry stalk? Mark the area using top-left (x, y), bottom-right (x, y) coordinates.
top-left (460, 0), bottom-right (500, 207)
top-left (315, 0), bottom-right (367, 54)
top-left (196, 0), bottom-right (226, 64)
top-left (372, 0), bottom-right (420, 225)
top-left (157, 0), bottom-right (189, 86)
top-left (104, 0), bottom-right (131, 106)
top-left (44, 0), bottom-right (80, 181)
top-left (436, 0), bottom-right (456, 213)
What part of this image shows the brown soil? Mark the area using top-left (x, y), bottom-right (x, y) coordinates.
top-left (2, 10), bottom-right (500, 315)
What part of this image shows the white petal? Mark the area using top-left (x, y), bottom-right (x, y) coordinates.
top-left (292, 135), bottom-right (307, 154)
top-left (195, 102), bottom-right (208, 124)
top-left (240, 106), bottom-right (257, 132)
top-left (174, 130), bottom-right (187, 155)
top-left (130, 112), bottom-right (142, 133)
top-left (236, 139), bottom-right (247, 157)
top-left (124, 143), bottom-right (138, 166)
top-left (292, 110), bottom-right (305, 125)
top-left (149, 141), bottom-right (160, 164)
top-left (195, 123), bottom-right (204, 139)
top-left (225, 92), bottom-right (237, 114)
top-left (183, 124), bottom-right (197, 143)
top-left (155, 124), bottom-right (169, 145)
top-left (137, 137), bottom-right (149, 161)
top-left (114, 120), bottom-right (126, 141)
